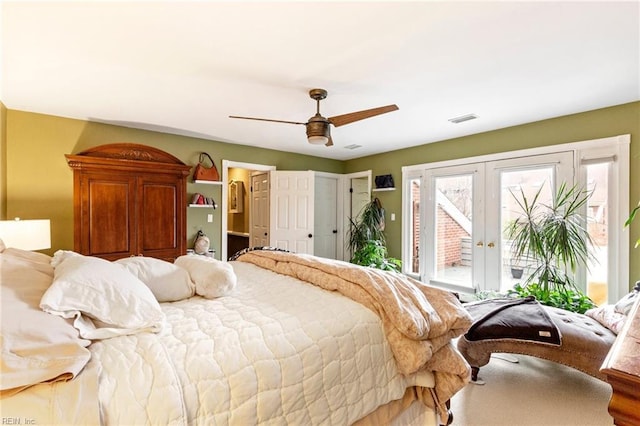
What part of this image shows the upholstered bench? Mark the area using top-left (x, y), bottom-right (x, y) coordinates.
top-left (457, 296), bottom-right (617, 382)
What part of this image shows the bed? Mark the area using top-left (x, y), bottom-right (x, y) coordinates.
top-left (0, 244), bottom-right (473, 425)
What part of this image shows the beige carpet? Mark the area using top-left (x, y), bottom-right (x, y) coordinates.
top-left (449, 353), bottom-right (613, 426)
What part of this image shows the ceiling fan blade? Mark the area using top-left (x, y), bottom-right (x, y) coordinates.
top-left (328, 104), bottom-right (399, 127)
top-left (229, 115), bottom-right (307, 125)
top-left (325, 136), bottom-right (333, 147)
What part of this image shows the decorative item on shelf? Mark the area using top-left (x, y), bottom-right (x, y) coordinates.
top-left (193, 152), bottom-right (220, 182)
top-left (191, 193), bottom-right (218, 208)
top-left (374, 174), bottom-right (394, 189)
top-left (0, 218), bottom-right (51, 250)
top-left (193, 230), bottom-right (210, 255)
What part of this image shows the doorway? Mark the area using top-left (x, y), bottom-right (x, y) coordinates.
top-left (421, 152), bottom-right (573, 294)
top-left (221, 160), bottom-right (275, 260)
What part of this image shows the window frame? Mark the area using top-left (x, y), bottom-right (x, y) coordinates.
top-left (401, 134), bottom-right (630, 300)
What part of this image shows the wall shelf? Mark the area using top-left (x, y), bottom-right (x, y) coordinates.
top-left (194, 180), bottom-right (223, 185)
top-left (189, 204), bottom-right (215, 208)
top-left (372, 187), bottom-right (396, 192)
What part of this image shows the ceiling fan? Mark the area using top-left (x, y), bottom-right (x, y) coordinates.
top-left (229, 88), bottom-right (398, 147)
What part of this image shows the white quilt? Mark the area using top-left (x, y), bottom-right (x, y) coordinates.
top-left (90, 261), bottom-right (433, 425)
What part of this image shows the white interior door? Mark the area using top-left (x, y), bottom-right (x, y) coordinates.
top-left (270, 170), bottom-right (314, 254)
top-left (314, 175), bottom-right (338, 259)
top-left (250, 171), bottom-right (270, 247)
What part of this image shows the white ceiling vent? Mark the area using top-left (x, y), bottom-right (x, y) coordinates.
top-left (344, 144), bottom-right (363, 150)
top-left (448, 113), bottom-right (478, 124)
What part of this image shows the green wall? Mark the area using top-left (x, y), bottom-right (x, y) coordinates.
top-left (4, 110), bottom-right (344, 256)
top-left (345, 101), bottom-right (640, 287)
top-left (3, 102), bottom-right (639, 287)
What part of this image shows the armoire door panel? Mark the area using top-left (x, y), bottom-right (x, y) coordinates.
top-left (85, 177), bottom-right (136, 257)
top-left (139, 181), bottom-right (178, 252)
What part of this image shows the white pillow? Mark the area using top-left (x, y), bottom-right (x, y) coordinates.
top-left (174, 255), bottom-right (237, 299)
top-left (41, 254), bottom-right (165, 340)
top-left (614, 290), bottom-right (639, 316)
top-left (116, 257), bottom-right (195, 302)
top-left (50, 249), bottom-right (81, 267)
top-left (585, 304), bottom-right (627, 335)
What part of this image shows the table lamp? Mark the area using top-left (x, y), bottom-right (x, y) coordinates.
top-left (0, 218), bottom-right (51, 250)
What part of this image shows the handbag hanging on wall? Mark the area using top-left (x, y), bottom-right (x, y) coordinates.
top-left (193, 152), bottom-right (220, 182)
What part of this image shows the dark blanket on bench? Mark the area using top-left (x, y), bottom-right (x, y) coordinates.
top-left (464, 296), bottom-right (562, 345)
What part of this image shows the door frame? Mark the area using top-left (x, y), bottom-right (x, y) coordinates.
top-left (342, 170), bottom-right (372, 261)
top-left (221, 160), bottom-right (276, 261)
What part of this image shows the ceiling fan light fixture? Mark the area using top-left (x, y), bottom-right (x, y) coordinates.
top-left (308, 135), bottom-right (329, 145)
top-left (306, 117), bottom-right (330, 145)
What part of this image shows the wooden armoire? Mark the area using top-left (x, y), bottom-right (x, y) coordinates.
top-left (66, 143), bottom-right (192, 261)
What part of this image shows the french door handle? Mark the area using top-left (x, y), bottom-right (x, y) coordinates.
top-left (476, 241), bottom-right (484, 247)
top-left (487, 242), bottom-right (495, 248)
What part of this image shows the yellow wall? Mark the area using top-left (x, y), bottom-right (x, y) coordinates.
top-left (227, 167), bottom-right (251, 234)
top-left (1, 102), bottom-right (6, 219)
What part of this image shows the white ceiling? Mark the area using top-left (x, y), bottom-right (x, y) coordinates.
top-left (2, 1), bottom-right (639, 161)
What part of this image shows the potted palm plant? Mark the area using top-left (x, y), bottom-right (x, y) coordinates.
top-left (348, 198), bottom-right (401, 272)
top-left (505, 182), bottom-right (597, 313)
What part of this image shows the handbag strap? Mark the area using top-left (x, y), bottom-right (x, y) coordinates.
top-left (199, 152), bottom-right (215, 167)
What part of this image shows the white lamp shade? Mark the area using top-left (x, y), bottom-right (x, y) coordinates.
top-left (0, 219), bottom-right (51, 250)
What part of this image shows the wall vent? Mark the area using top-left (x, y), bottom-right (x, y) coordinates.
top-left (344, 144), bottom-right (362, 150)
top-left (448, 113), bottom-right (478, 124)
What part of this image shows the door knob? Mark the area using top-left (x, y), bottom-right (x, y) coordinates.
top-left (476, 241), bottom-right (484, 247)
top-left (332, 230), bottom-right (338, 234)
top-left (264, 232), bottom-right (268, 236)
top-left (487, 242), bottom-right (495, 248)
top-left (308, 234), bottom-right (313, 238)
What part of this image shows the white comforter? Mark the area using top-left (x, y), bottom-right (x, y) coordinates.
top-left (90, 261), bottom-right (432, 425)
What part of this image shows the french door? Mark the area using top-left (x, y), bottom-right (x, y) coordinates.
top-left (419, 152), bottom-right (573, 294)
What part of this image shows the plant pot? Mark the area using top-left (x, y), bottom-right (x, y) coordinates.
top-left (511, 268), bottom-right (524, 279)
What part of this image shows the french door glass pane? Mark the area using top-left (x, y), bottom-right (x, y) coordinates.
top-left (434, 175), bottom-right (473, 287)
top-left (409, 178), bottom-right (421, 274)
top-left (500, 167), bottom-right (554, 292)
top-left (586, 162), bottom-right (609, 305)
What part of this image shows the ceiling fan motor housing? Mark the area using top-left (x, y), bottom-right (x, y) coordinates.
top-left (306, 115), bottom-right (330, 138)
